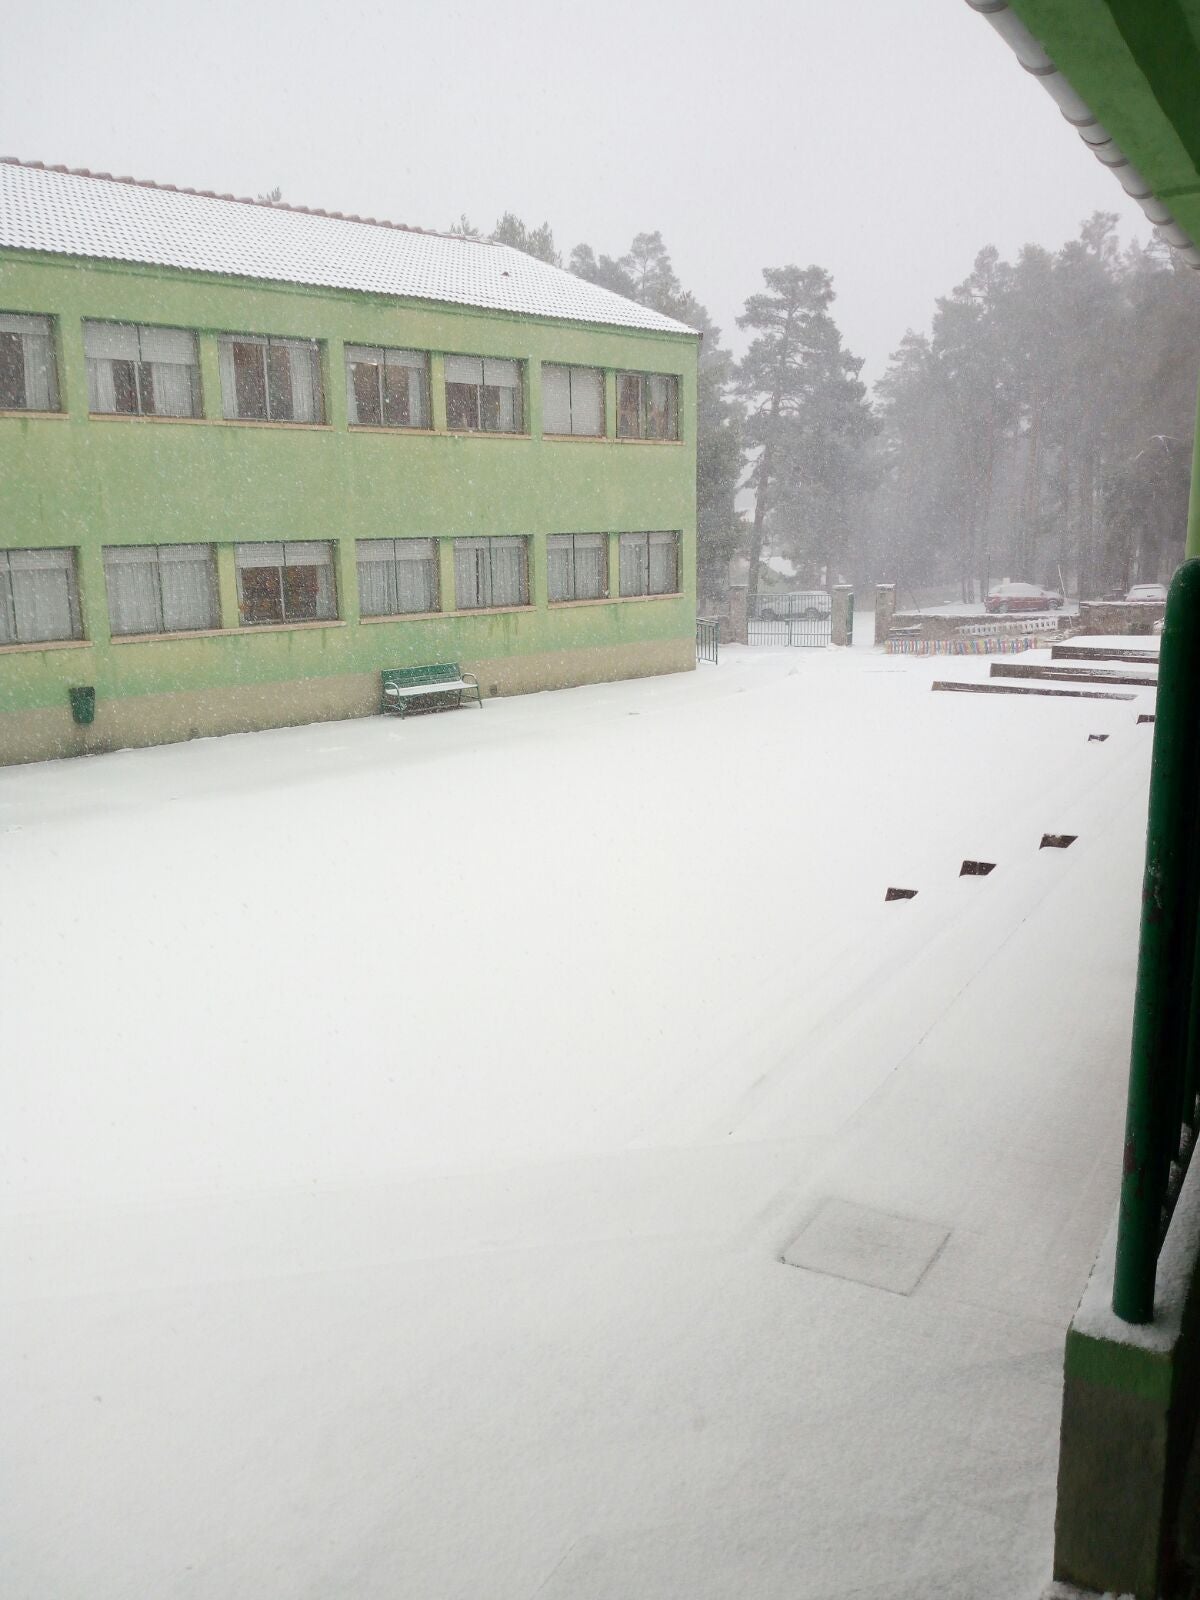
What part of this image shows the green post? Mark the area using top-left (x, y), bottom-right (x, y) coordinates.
top-left (1188, 369), bottom-right (1200, 561)
top-left (1114, 560), bottom-right (1200, 1321)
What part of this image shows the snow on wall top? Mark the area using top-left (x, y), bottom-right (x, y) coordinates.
top-left (0, 161), bottom-right (698, 338)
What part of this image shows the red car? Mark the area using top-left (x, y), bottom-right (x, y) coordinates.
top-left (984, 580), bottom-right (1064, 614)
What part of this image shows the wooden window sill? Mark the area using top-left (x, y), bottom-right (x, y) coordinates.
top-left (89, 411), bottom-right (206, 425)
top-left (0, 636), bottom-right (91, 654)
top-left (548, 596), bottom-right (617, 608)
top-left (614, 436), bottom-right (683, 446)
top-left (358, 611), bottom-right (443, 624)
top-left (0, 409), bottom-right (67, 421)
top-left (111, 620), bottom-right (347, 641)
top-left (444, 430), bottom-right (530, 441)
top-left (112, 626), bottom-right (237, 644)
top-left (218, 418), bottom-right (332, 431)
top-left (349, 425), bottom-right (437, 436)
top-left (446, 604), bottom-right (535, 618)
top-left (614, 592), bottom-right (683, 603)
top-left (542, 432), bottom-right (607, 443)
top-left (236, 618), bottom-right (347, 632)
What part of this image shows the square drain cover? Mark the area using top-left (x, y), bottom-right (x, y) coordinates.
top-left (782, 1198), bottom-right (949, 1295)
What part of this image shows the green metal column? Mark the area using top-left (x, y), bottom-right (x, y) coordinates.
top-left (1187, 370), bottom-right (1200, 560)
top-left (1114, 560), bottom-right (1200, 1321)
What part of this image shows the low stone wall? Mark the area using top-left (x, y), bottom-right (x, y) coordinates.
top-left (1077, 600), bottom-right (1165, 636)
top-left (888, 611), bottom-right (1066, 643)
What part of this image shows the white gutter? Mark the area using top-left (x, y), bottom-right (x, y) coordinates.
top-left (966, 0), bottom-right (1200, 269)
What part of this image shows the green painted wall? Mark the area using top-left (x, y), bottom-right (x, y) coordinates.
top-left (0, 249), bottom-right (698, 739)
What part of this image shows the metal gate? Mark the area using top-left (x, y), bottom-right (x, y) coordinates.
top-left (748, 591), bottom-right (832, 647)
top-left (696, 616), bottom-right (720, 665)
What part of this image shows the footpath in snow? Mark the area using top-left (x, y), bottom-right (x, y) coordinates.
top-left (0, 644), bottom-right (1154, 1599)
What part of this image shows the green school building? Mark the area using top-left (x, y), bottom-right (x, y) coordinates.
top-left (0, 160), bottom-right (699, 765)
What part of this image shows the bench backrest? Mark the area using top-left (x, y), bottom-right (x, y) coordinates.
top-left (382, 664), bottom-right (462, 690)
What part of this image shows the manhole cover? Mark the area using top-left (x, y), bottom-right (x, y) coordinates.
top-left (782, 1198), bottom-right (949, 1295)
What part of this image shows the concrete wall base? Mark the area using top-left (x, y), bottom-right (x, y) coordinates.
top-left (0, 636), bottom-right (695, 766)
top-left (1051, 1152), bottom-right (1200, 1598)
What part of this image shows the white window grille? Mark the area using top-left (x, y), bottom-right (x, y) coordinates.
top-left (0, 547), bottom-right (82, 643)
top-left (454, 536), bottom-right (529, 609)
top-left (547, 533), bottom-right (607, 602)
top-left (0, 313), bottom-right (59, 411)
top-left (541, 365), bottom-right (603, 436)
top-left (345, 346), bottom-right (430, 429)
top-left (103, 544), bottom-right (220, 635)
top-left (218, 335), bottom-right (325, 423)
top-left (356, 538), bottom-right (439, 616)
top-left (235, 541), bottom-right (338, 625)
top-left (85, 323), bottom-right (201, 417)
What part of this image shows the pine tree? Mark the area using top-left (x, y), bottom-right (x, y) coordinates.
top-left (490, 214), bottom-right (560, 266)
top-left (735, 266), bottom-right (872, 600)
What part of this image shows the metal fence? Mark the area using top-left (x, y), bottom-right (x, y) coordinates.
top-left (748, 591), bottom-right (832, 647)
top-left (1114, 559), bottom-right (1197, 1322)
top-left (696, 616), bottom-right (720, 665)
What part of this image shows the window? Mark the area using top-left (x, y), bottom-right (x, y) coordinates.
top-left (85, 323), bottom-right (201, 418)
top-left (218, 335), bottom-right (325, 423)
top-left (542, 365), bottom-right (603, 436)
top-left (454, 537), bottom-right (529, 609)
top-left (616, 371), bottom-right (679, 440)
top-left (345, 346), bottom-right (430, 429)
top-left (619, 531), bottom-right (679, 597)
top-left (547, 534), bottom-right (607, 602)
top-left (357, 538), bottom-right (439, 616)
top-left (0, 313), bottom-right (59, 412)
top-left (0, 548), bottom-right (82, 644)
top-left (235, 542), bottom-right (337, 625)
top-left (103, 544), bottom-right (219, 635)
top-left (444, 356), bottom-right (523, 433)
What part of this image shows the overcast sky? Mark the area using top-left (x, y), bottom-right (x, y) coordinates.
top-left (5, 0), bottom-right (1148, 382)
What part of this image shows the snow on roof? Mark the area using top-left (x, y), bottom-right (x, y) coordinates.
top-left (0, 160), bottom-right (698, 338)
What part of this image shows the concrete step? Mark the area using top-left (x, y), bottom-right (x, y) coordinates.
top-left (932, 680), bottom-right (1137, 702)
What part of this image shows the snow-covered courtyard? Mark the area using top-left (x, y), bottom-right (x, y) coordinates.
top-left (2, 644), bottom-right (1156, 1598)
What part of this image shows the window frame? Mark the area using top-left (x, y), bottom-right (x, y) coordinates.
top-left (0, 313), bottom-right (61, 414)
top-left (0, 547), bottom-right (83, 645)
top-left (84, 322), bottom-right (203, 419)
top-left (355, 537), bottom-right (441, 617)
top-left (541, 364), bottom-right (605, 438)
top-left (102, 543), bottom-right (221, 637)
top-left (444, 355), bottom-right (526, 435)
top-left (615, 370), bottom-right (680, 441)
top-left (218, 334), bottom-right (327, 425)
top-left (344, 345), bottom-right (432, 430)
top-left (546, 533), bottom-right (609, 603)
top-left (618, 531), bottom-right (681, 598)
top-left (234, 541), bottom-right (339, 627)
top-left (453, 536), bottom-right (530, 610)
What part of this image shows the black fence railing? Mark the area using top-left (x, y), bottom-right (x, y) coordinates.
top-left (696, 616), bottom-right (720, 665)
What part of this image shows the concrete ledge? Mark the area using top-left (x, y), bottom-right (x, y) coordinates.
top-left (1052, 1149), bottom-right (1200, 1597)
top-left (0, 637), bottom-right (695, 765)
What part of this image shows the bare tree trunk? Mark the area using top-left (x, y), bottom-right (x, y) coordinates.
top-left (745, 437), bottom-right (773, 609)
top-left (1020, 394), bottom-right (1042, 577)
top-left (1078, 448), bottom-right (1096, 600)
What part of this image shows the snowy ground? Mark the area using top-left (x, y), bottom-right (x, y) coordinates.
top-left (1, 644), bottom-right (1155, 1599)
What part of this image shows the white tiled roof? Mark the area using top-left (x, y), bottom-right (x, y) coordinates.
top-left (0, 161), bottom-right (698, 337)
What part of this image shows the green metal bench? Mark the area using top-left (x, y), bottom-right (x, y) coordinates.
top-left (381, 664), bottom-right (482, 718)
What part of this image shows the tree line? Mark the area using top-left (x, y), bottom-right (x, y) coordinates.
top-left (453, 209), bottom-right (1200, 603)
